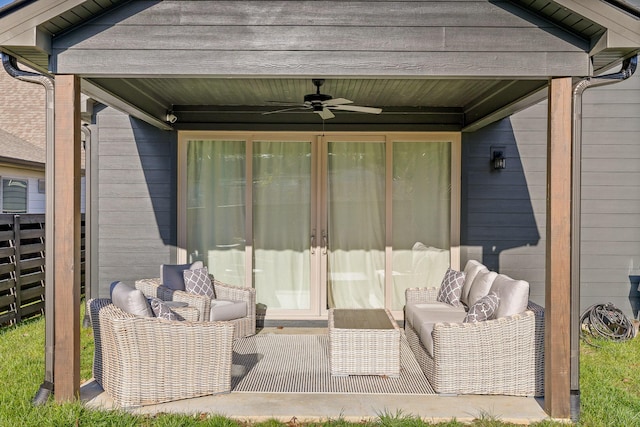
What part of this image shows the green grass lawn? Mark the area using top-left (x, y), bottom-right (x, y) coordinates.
top-left (1, 306), bottom-right (639, 426)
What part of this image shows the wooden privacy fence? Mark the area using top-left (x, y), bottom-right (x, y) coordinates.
top-left (0, 214), bottom-right (85, 326)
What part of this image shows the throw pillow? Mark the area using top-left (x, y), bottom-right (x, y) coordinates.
top-left (464, 292), bottom-right (500, 323)
top-left (161, 261), bottom-right (204, 291)
top-left (436, 268), bottom-right (465, 307)
top-left (183, 266), bottom-right (215, 299)
top-left (149, 297), bottom-right (182, 321)
top-left (110, 281), bottom-right (153, 317)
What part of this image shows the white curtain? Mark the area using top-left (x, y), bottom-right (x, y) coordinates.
top-left (186, 140), bottom-right (246, 285)
top-left (253, 141), bottom-right (311, 309)
top-left (391, 141), bottom-right (451, 309)
top-left (327, 141), bottom-right (386, 308)
top-left (185, 137), bottom-right (452, 311)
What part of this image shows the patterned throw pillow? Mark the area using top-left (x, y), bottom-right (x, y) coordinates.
top-left (436, 268), bottom-right (465, 307)
top-left (149, 297), bottom-right (182, 321)
top-left (464, 292), bottom-right (500, 323)
top-left (183, 267), bottom-right (215, 299)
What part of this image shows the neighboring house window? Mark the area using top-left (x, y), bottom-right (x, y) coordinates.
top-left (1, 178), bottom-right (28, 213)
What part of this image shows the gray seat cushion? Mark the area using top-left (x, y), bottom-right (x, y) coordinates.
top-left (405, 301), bottom-right (464, 326)
top-left (490, 274), bottom-right (530, 318)
top-left (406, 302), bottom-right (466, 357)
top-left (209, 299), bottom-right (247, 321)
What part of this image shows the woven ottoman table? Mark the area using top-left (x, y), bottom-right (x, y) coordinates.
top-left (328, 308), bottom-right (401, 377)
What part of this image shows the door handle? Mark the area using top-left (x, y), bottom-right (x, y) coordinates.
top-left (310, 232), bottom-right (316, 254)
top-left (322, 231), bottom-right (328, 255)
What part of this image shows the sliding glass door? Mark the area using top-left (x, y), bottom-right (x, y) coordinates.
top-left (185, 139), bottom-right (246, 285)
top-left (252, 140), bottom-right (313, 311)
top-left (324, 138), bottom-right (386, 309)
top-left (390, 140), bottom-right (453, 309)
top-left (179, 132), bottom-right (459, 319)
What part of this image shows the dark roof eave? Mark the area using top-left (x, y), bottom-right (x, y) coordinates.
top-left (0, 156), bottom-right (44, 170)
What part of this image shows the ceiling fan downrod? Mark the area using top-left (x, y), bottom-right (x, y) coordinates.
top-left (305, 79), bottom-right (332, 105)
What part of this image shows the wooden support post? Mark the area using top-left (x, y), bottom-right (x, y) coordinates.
top-left (53, 74), bottom-right (82, 402)
top-left (545, 77), bottom-right (572, 418)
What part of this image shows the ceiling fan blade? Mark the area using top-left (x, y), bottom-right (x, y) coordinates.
top-left (262, 106), bottom-right (308, 115)
top-left (331, 105), bottom-right (382, 114)
top-left (323, 98), bottom-right (353, 106)
top-left (265, 100), bottom-right (305, 106)
top-left (317, 108), bottom-right (335, 120)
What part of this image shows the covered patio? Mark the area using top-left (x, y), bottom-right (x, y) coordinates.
top-left (1, 0), bottom-right (640, 422)
top-left (80, 326), bottom-right (550, 424)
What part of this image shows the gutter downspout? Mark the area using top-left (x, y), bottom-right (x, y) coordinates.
top-left (81, 124), bottom-right (91, 328)
top-left (571, 54), bottom-right (638, 422)
top-left (1, 53), bottom-right (55, 405)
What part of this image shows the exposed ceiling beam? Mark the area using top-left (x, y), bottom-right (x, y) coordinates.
top-left (462, 85), bottom-right (549, 132)
top-left (170, 105), bottom-right (466, 130)
top-left (81, 79), bottom-right (173, 131)
top-left (172, 105), bottom-right (463, 116)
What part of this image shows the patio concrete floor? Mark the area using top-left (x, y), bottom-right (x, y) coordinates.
top-left (81, 327), bottom-right (556, 425)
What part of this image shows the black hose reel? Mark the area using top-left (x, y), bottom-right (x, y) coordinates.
top-left (580, 302), bottom-right (636, 346)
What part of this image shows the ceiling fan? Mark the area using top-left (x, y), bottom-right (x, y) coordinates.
top-left (263, 79), bottom-right (382, 120)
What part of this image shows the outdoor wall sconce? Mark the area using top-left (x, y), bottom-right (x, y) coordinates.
top-left (491, 148), bottom-right (506, 170)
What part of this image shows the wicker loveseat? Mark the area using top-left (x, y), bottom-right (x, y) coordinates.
top-left (135, 277), bottom-right (256, 339)
top-left (88, 298), bottom-right (235, 408)
top-left (404, 261), bottom-right (545, 397)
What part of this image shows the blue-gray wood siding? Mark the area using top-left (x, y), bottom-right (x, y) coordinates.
top-left (461, 104), bottom-right (546, 306)
top-left (581, 73), bottom-right (640, 319)
top-left (52, 1), bottom-right (589, 77)
top-left (461, 71), bottom-right (640, 318)
top-left (94, 107), bottom-right (177, 297)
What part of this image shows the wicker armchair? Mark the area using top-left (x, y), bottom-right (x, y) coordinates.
top-left (135, 277), bottom-right (256, 339)
top-left (88, 298), bottom-right (235, 408)
top-left (404, 287), bottom-right (544, 396)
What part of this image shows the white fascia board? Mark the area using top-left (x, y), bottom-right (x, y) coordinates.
top-left (553, 0), bottom-right (640, 46)
top-left (591, 29), bottom-right (640, 55)
top-left (2, 27), bottom-right (51, 53)
top-left (0, 0), bottom-right (88, 45)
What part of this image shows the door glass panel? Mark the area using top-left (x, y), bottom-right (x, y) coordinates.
top-left (391, 141), bottom-right (451, 309)
top-left (186, 140), bottom-right (246, 285)
top-left (253, 141), bottom-right (312, 310)
top-left (327, 141), bottom-right (385, 308)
